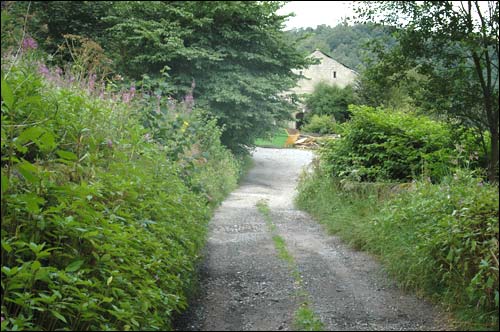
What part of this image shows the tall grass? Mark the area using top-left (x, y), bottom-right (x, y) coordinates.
top-left (296, 168), bottom-right (499, 330)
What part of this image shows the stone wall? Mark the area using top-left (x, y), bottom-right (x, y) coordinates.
top-left (291, 50), bottom-right (358, 95)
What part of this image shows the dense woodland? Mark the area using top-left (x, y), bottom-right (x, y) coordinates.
top-left (285, 22), bottom-right (396, 72)
top-left (1, 1), bottom-right (499, 331)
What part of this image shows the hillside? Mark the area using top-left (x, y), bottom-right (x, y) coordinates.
top-left (286, 22), bottom-right (396, 72)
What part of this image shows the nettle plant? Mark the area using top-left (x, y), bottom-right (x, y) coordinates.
top-left (1, 55), bottom-right (237, 330)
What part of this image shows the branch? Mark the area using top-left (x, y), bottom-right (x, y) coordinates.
top-left (5, 1), bottom-right (32, 79)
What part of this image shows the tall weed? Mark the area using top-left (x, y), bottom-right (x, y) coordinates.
top-left (296, 166), bottom-right (499, 329)
top-left (1, 57), bottom-right (240, 330)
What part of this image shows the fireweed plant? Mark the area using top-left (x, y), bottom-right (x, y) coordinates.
top-left (1, 43), bottom-right (242, 330)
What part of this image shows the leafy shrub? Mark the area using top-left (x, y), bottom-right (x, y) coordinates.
top-left (301, 114), bottom-right (339, 135)
top-left (367, 170), bottom-right (499, 328)
top-left (304, 82), bottom-right (359, 123)
top-left (297, 164), bottom-right (499, 329)
top-left (319, 105), bottom-right (462, 182)
top-left (1, 59), bottom-right (239, 330)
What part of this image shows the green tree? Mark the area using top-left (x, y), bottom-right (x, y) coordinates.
top-left (28, 1), bottom-right (113, 55)
top-left (355, 1), bottom-right (499, 181)
top-left (305, 82), bottom-right (359, 123)
top-left (286, 22), bottom-right (396, 72)
top-left (26, 1), bottom-right (310, 153)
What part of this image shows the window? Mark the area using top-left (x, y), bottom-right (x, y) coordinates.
top-left (332, 71), bottom-right (337, 79)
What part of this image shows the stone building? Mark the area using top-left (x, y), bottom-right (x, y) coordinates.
top-left (288, 49), bottom-right (358, 129)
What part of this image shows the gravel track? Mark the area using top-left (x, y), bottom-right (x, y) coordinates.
top-left (174, 148), bottom-right (448, 331)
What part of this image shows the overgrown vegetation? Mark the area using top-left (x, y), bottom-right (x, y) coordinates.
top-left (355, 1), bottom-right (499, 182)
top-left (318, 105), bottom-right (483, 182)
top-left (8, 1), bottom-right (312, 153)
top-left (296, 168), bottom-right (499, 329)
top-left (304, 83), bottom-right (359, 124)
top-left (0, 2), bottom-right (256, 328)
top-left (293, 7), bottom-right (499, 324)
top-left (0, 54), bottom-right (243, 330)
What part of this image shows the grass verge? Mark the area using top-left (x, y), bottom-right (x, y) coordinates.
top-left (254, 129), bottom-right (289, 148)
top-left (295, 169), bottom-right (499, 331)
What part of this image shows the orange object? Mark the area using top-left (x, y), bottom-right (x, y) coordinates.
top-left (284, 128), bottom-right (300, 147)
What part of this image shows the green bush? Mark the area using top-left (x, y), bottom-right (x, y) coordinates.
top-left (301, 114), bottom-right (339, 135)
top-left (1, 60), bottom-right (239, 330)
top-left (304, 83), bottom-right (359, 123)
top-left (319, 105), bottom-right (462, 182)
top-left (368, 170), bottom-right (499, 328)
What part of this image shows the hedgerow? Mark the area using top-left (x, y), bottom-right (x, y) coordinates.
top-left (1, 57), bottom-right (240, 330)
top-left (368, 170), bottom-right (499, 327)
top-left (297, 166), bottom-right (499, 329)
top-left (296, 103), bottom-right (499, 328)
top-left (319, 105), bottom-right (466, 182)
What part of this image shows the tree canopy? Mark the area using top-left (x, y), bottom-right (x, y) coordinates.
top-left (285, 22), bottom-right (396, 72)
top-left (355, 1), bottom-right (499, 181)
top-left (22, 1), bottom-right (311, 153)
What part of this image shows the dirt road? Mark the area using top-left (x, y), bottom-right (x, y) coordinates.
top-left (175, 147), bottom-right (447, 331)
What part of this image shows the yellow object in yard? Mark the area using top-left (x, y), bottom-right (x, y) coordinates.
top-left (284, 128), bottom-right (300, 147)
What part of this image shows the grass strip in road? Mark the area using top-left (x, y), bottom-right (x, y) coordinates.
top-left (256, 199), bottom-right (324, 331)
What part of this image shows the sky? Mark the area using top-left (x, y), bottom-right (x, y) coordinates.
top-left (277, 1), bottom-right (491, 31)
top-left (277, 1), bottom-right (356, 30)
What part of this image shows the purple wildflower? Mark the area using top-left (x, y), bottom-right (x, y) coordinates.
top-left (130, 84), bottom-right (136, 99)
top-left (122, 91), bottom-right (131, 104)
top-left (22, 36), bottom-right (38, 51)
top-left (99, 82), bottom-right (106, 99)
top-left (38, 63), bottom-right (50, 77)
top-left (183, 79), bottom-right (196, 113)
top-left (106, 139), bottom-right (113, 148)
top-left (184, 92), bottom-right (194, 113)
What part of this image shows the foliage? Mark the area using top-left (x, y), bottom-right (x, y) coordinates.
top-left (368, 169), bottom-right (499, 328)
top-left (286, 22), bottom-right (397, 72)
top-left (26, 1), bottom-right (114, 57)
top-left (301, 115), bottom-right (339, 135)
top-left (304, 83), bottom-right (359, 123)
top-left (21, 1), bottom-right (311, 153)
top-left (293, 304), bottom-right (325, 331)
top-left (295, 167), bottom-right (385, 249)
top-left (1, 57), bottom-right (240, 331)
top-left (296, 165), bottom-right (499, 329)
top-left (354, 1), bottom-right (499, 181)
top-left (319, 105), bottom-right (478, 182)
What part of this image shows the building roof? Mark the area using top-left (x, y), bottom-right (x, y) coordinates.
top-left (310, 49), bottom-right (358, 74)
